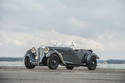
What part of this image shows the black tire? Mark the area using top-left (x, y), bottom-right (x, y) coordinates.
top-left (47, 54), bottom-right (60, 70)
top-left (66, 65), bottom-right (74, 70)
top-left (87, 57), bottom-right (97, 70)
top-left (24, 56), bottom-right (35, 69)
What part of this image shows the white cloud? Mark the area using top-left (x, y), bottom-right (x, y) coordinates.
top-left (0, 43), bottom-right (3, 46)
top-left (0, 31), bottom-right (104, 57)
top-left (0, 0), bottom-right (125, 59)
top-left (67, 17), bottom-right (93, 28)
top-left (0, 31), bottom-right (104, 49)
top-left (95, 32), bottom-right (125, 59)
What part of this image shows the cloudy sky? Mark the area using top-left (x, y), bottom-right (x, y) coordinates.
top-left (0, 0), bottom-right (125, 59)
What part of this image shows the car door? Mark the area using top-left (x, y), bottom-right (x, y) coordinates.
top-left (55, 47), bottom-right (72, 62)
top-left (62, 48), bottom-right (72, 63)
top-left (70, 50), bottom-right (81, 65)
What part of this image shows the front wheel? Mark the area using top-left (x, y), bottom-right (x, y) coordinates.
top-left (47, 54), bottom-right (60, 70)
top-left (87, 57), bottom-right (97, 70)
top-left (24, 56), bottom-right (35, 69)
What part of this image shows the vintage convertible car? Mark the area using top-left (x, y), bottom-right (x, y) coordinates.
top-left (24, 46), bottom-right (99, 70)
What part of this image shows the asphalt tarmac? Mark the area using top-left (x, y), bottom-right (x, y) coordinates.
top-left (0, 66), bottom-right (125, 83)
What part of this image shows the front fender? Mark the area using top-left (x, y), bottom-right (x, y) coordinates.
top-left (24, 50), bottom-right (31, 58)
top-left (46, 50), bottom-right (65, 65)
top-left (24, 50), bottom-right (34, 62)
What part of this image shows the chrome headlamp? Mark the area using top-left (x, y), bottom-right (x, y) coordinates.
top-left (35, 55), bottom-right (38, 59)
top-left (44, 47), bottom-right (49, 53)
top-left (31, 47), bottom-right (36, 53)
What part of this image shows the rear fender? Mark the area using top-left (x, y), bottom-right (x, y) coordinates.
top-left (86, 53), bottom-right (99, 62)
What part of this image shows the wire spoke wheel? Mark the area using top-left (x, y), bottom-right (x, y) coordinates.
top-left (24, 56), bottom-right (35, 69)
top-left (87, 57), bottom-right (97, 70)
top-left (47, 54), bottom-right (60, 70)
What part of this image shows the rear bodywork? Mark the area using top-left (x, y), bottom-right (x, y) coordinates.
top-left (24, 46), bottom-right (99, 67)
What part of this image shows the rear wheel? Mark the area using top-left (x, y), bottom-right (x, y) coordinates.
top-left (66, 65), bottom-right (74, 70)
top-left (24, 56), bottom-right (35, 69)
top-left (47, 54), bottom-right (60, 70)
top-left (87, 57), bottom-right (97, 70)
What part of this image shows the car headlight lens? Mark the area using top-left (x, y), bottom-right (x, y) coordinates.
top-left (44, 47), bottom-right (49, 53)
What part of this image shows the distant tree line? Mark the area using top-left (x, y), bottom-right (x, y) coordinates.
top-left (0, 57), bottom-right (23, 62)
top-left (98, 59), bottom-right (125, 64)
top-left (107, 59), bottom-right (125, 64)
